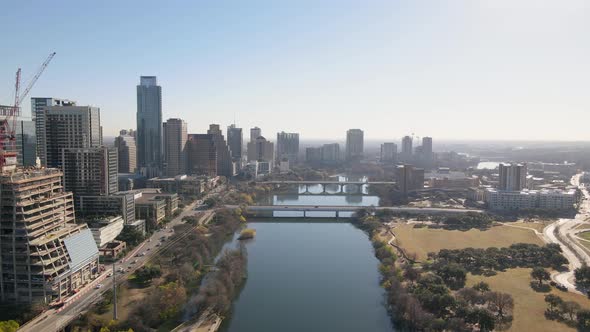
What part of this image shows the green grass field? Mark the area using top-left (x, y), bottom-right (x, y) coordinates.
top-left (578, 231), bottom-right (590, 242)
top-left (467, 268), bottom-right (590, 332)
top-left (394, 224), bottom-right (544, 261)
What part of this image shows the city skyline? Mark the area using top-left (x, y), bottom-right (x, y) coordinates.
top-left (1, 1), bottom-right (589, 141)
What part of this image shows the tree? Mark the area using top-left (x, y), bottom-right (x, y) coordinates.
top-left (472, 281), bottom-right (490, 293)
top-left (456, 287), bottom-right (482, 305)
top-left (531, 267), bottom-right (550, 286)
top-left (577, 309), bottom-right (590, 332)
top-left (486, 291), bottom-right (514, 320)
top-left (116, 226), bottom-right (145, 246)
top-left (466, 308), bottom-right (496, 332)
top-left (403, 265), bottom-right (420, 285)
top-left (544, 294), bottom-right (564, 314)
top-left (560, 301), bottom-right (581, 321)
top-left (0, 321), bottom-right (19, 332)
top-left (434, 263), bottom-right (467, 290)
top-left (575, 264), bottom-right (590, 289)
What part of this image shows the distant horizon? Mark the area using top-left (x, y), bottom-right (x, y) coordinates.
top-left (2, 1), bottom-right (589, 141)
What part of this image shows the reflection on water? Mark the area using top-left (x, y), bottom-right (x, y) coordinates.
top-left (220, 222), bottom-right (395, 332)
top-left (267, 175), bottom-right (379, 218)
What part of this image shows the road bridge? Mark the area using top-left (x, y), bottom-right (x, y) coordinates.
top-left (227, 204), bottom-right (483, 218)
top-left (259, 180), bottom-right (396, 194)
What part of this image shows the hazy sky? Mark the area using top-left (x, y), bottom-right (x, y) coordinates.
top-left (1, 0), bottom-right (589, 141)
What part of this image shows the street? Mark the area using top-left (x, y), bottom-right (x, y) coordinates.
top-left (543, 173), bottom-right (590, 294)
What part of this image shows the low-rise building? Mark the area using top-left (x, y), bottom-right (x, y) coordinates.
top-left (135, 195), bottom-right (166, 227)
top-left (425, 168), bottom-right (479, 189)
top-left (485, 188), bottom-right (576, 211)
top-left (118, 189), bottom-right (179, 229)
top-left (77, 193), bottom-right (136, 224)
top-left (99, 241), bottom-right (126, 258)
top-left (146, 175), bottom-right (205, 196)
top-left (88, 216), bottom-right (125, 247)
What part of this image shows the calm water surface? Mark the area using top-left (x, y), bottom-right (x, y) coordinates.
top-left (221, 222), bottom-right (394, 332)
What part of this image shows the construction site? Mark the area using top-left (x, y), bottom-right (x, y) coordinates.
top-left (0, 53), bottom-right (101, 304)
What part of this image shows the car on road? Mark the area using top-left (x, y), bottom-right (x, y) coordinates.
top-left (131, 260), bottom-right (138, 264)
top-left (95, 284), bottom-right (103, 289)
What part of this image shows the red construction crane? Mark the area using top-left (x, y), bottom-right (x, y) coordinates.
top-left (0, 52), bottom-right (55, 172)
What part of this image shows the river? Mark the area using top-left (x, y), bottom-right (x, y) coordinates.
top-left (263, 175), bottom-right (380, 218)
top-left (220, 221), bottom-right (394, 332)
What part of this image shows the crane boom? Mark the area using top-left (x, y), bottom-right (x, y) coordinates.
top-left (17, 52), bottom-right (56, 106)
top-left (1, 52), bottom-right (56, 172)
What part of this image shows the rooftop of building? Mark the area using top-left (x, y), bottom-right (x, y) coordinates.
top-left (1, 167), bottom-right (62, 183)
top-left (485, 187), bottom-right (576, 195)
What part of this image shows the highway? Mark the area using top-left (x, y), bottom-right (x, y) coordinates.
top-left (19, 201), bottom-right (215, 332)
top-left (543, 173), bottom-right (590, 294)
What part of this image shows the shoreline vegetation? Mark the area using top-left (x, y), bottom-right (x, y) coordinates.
top-left (352, 209), bottom-right (571, 331)
top-left (238, 228), bottom-right (256, 240)
top-left (68, 208), bottom-right (248, 332)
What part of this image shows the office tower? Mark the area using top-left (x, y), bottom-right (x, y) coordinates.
top-left (345, 129), bottom-right (364, 161)
top-left (247, 136), bottom-right (274, 164)
top-left (276, 132), bottom-right (300, 162)
top-left (227, 124), bottom-right (243, 161)
top-left (35, 106), bottom-right (102, 167)
top-left (187, 134), bottom-right (217, 176)
top-left (163, 118), bottom-right (187, 176)
top-left (250, 127), bottom-right (261, 143)
top-left (498, 163), bottom-right (527, 191)
top-left (401, 136), bottom-right (413, 161)
top-left (15, 119), bottom-right (37, 166)
top-left (0, 168), bottom-right (99, 303)
top-left (322, 143), bottom-right (341, 162)
top-left (207, 124), bottom-right (233, 177)
top-left (114, 132), bottom-right (137, 173)
top-left (136, 76), bottom-right (162, 178)
top-left (60, 147), bottom-right (118, 200)
top-left (395, 164), bottom-right (425, 193)
top-left (306, 147), bottom-right (323, 162)
top-left (119, 129), bottom-right (136, 138)
top-left (380, 143), bottom-right (397, 163)
top-left (422, 137), bottom-right (433, 155)
top-left (30, 97), bottom-right (75, 120)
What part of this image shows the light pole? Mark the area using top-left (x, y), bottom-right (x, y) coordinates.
top-left (112, 262), bottom-right (118, 320)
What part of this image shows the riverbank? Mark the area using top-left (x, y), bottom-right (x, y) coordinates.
top-left (67, 208), bottom-right (246, 331)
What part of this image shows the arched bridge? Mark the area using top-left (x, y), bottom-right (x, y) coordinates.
top-left (259, 180), bottom-right (396, 194)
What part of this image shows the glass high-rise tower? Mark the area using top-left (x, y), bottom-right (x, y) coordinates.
top-left (136, 76), bottom-right (162, 177)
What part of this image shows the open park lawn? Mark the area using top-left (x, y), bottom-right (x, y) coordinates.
top-left (467, 268), bottom-right (590, 332)
top-left (394, 224), bottom-right (544, 261)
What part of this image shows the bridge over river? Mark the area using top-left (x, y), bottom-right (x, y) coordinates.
top-left (258, 180), bottom-right (396, 194)
top-left (226, 204), bottom-right (483, 218)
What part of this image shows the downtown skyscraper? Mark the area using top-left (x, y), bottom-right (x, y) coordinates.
top-left (227, 124), bottom-right (243, 164)
top-left (136, 76), bottom-right (162, 178)
top-left (163, 118), bottom-right (187, 176)
top-left (276, 132), bottom-right (299, 162)
top-left (345, 129), bottom-right (364, 161)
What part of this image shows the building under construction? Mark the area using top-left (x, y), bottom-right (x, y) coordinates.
top-left (0, 167), bottom-right (99, 303)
